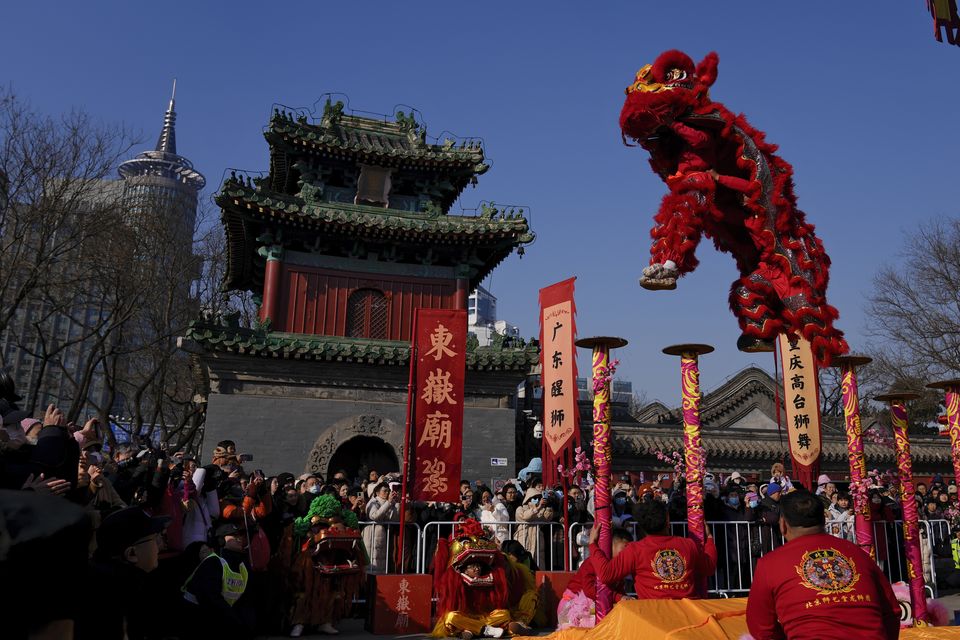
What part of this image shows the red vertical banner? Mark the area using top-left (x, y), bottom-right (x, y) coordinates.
top-left (411, 309), bottom-right (466, 503)
top-left (539, 278), bottom-right (579, 487)
top-left (777, 334), bottom-right (822, 490)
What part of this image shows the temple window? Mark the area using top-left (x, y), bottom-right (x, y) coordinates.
top-left (346, 288), bottom-right (388, 339)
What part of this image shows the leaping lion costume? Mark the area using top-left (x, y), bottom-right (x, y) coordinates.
top-left (621, 49), bottom-right (847, 365)
top-left (432, 518), bottom-right (538, 638)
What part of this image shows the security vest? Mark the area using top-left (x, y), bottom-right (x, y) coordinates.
top-left (951, 538), bottom-right (960, 570)
top-left (182, 554), bottom-right (248, 606)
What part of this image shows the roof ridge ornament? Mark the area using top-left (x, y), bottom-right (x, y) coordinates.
top-left (395, 109), bottom-right (425, 145)
top-left (321, 98), bottom-right (345, 127)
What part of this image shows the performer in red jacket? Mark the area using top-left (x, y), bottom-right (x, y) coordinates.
top-left (588, 501), bottom-right (716, 599)
top-left (558, 527), bottom-right (633, 628)
top-left (746, 490), bottom-right (900, 640)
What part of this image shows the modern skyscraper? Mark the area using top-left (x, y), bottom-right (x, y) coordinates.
top-left (118, 80), bottom-right (205, 235)
top-left (0, 84), bottom-right (204, 419)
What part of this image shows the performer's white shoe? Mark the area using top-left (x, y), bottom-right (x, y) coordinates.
top-left (319, 622), bottom-right (339, 634)
top-left (289, 624), bottom-right (304, 637)
top-left (482, 625), bottom-right (504, 638)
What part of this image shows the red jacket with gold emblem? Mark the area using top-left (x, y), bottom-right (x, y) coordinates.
top-left (589, 534), bottom-right (717, 599)
top-left (746, 532), bottom-right (899, 640)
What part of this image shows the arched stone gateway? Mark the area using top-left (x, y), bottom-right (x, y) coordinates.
top-left (305, 414), bottom-right (404, 480)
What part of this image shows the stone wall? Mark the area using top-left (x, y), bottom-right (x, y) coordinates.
top-left (199, 352), bottom-right (526, 483)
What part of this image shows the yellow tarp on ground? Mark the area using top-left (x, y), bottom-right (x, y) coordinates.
top-left (516, 598), bottom-right (960, 640)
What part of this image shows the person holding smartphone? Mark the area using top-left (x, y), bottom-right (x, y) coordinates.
top-left (363, 482), bottom-right (399, 573)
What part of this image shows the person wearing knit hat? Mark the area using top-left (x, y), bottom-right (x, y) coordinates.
top-left (757, 483), bottom-right (783, 527)
top-left (815, 473), bottom-right (832, 495)
top-left (728, 471), bottom-right (744, 487)
top-left (768, 462), bottom-right (795, 493)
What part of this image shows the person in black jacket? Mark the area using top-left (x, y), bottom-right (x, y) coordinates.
top-left (75, 507), bottom-right (169, 640)
top-left (180, 522), bottom-right (255, 639)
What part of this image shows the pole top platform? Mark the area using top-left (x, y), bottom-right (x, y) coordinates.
top-left (874, 390), bottom-right (922, 403)
top-left (576, 336), bottom-right (628, 350)
top-left (662, 343), bottom-right (714, 357)
top-left (830, 355), bottom-right (873, 368)
top-left (927, 379), bottom-right (960, 391)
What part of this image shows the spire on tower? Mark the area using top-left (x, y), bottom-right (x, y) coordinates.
top-left (155, 79), bottom-right (177, 155)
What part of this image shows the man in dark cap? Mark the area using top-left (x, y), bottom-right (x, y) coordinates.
top-left (75, 506), bottom-right (169, 639)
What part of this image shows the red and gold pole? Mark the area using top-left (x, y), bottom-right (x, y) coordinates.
top-left (875, 390), bottom-right (928, 624)
top-left (831, 355), bottom-right (874, 559)
top-left (576, 336), bottom-right (627, 621)
top-left (927, 379), bottom-right (960, 487)
top-left (663, 343), bottom-right (713, 597)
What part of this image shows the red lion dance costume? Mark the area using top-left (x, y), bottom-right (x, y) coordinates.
top-left (432, 519), bottom-right (537, 639)
top-left (622, 50), bottom-right (848, 365)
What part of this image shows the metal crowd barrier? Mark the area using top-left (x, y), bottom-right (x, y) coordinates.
top-left (419, 520), bottom-right (566, 572)
top-left (357, 521), bottom-right (423, 574)
top-left (356, 517), bottom-right (950, 600)
top-left (568, 520), bottom-right (786, 596)
top-left (566, 519), bottom-right (951, 597)
top-left (871, 520), bottom-right (944, 599)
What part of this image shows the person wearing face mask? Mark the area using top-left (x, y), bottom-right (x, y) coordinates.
top-left (515, 486), bottom-right (556, 569)
top-left (716, 488), bottom-right (750, 591)
top-left (611, 490), bottom-right (633, 528)
top-left (180, 522), bottom-right (255, 639)
top-left (296, 476), bottom-right (322, 514)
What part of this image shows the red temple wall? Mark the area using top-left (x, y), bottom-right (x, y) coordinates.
top-left (276, 263), bottom-right (457, 340)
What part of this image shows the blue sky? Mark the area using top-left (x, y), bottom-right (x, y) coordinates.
top-left (3, 2), bottom-right (957, 405)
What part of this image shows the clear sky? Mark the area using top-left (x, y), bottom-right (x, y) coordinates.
top-left (3, 2), bottom-right (957, 406)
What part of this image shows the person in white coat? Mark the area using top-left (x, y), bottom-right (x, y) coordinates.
top-left (363, 482), bottom-right (399, 573)
top-left (182, 465), bottom-right (222, 547)
top-left (479, 489), bottom-right (510, 543)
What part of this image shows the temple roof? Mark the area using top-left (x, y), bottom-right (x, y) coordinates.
top-left (607, 365), bottom-right (953, 471)
top-left (265, 104), bottom-right (487, 210)
top-left (267, 108), bottom-right (487, 171)
top-left (184, 319), bottom-right (539, 372)
top-left (218, 178), bottom-right (533, 291)
top-left (611, 426), bottom-right (950, 466)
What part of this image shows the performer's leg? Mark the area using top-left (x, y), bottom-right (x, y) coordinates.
top-left (439, 611), bottom-right (487, 637)
top-left (642, 173), bottom-right (715, 290)
top-left (729, 273), bottom-right (781, 353)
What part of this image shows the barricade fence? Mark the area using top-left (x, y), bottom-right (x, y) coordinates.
top-left (353, 518), bottom-right (949, 598)
top-left (357, 521), bottom-right (423, 575)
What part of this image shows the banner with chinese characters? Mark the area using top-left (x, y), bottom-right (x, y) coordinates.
top-left (411, 309), bottom-right (466, 503)
top-left (777, 334), bottom-right (822, 488)
top-left (539, 278), bottom-right (579, 487)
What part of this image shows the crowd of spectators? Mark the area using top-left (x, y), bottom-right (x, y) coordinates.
top-left (4, 375), bottom-right (960, 638)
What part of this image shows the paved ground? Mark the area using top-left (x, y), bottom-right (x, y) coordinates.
top-left (260, 617), bottom-right (553, 639)
top-left (261, 592), bottom-right (960, 638)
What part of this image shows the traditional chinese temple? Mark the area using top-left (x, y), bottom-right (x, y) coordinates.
top-left (603, 366), bottom-right (953, 483)
top-left (184, 101), bottom-right (537, 480)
